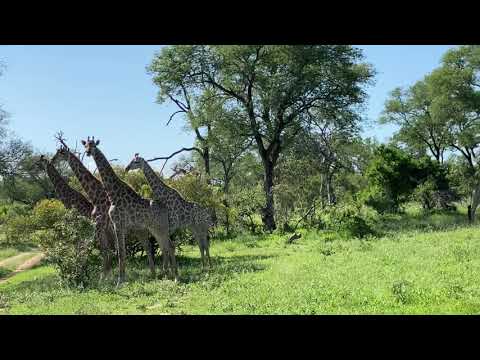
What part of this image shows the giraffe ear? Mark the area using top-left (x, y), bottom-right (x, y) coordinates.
top-left (81, 140), bottom-right (86, 145)
top-left (95, 140), bottom-right (100, 146)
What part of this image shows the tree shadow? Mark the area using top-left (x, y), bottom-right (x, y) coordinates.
top-left (0, 251), bottom-right (278, 296)
top-left (377, 209), bottom-right (470, 235)
top-left (124, 252), bottom-right (277, 287)
top-left (176, 253), bottom-right (277, 286)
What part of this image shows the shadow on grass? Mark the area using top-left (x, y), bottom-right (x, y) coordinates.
top-left (126, 253), bottom-right (277, 286)
top-left (377, 209), bottom-right (470, 235)
top-left (0, 267), bottom-right (13, 279)
top-left (0, 250), bottom-right (278, 297)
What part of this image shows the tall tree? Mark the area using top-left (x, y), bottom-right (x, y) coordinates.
top-left (428, 45), bottom-right (480, 220)
top-left (148, 45), bottom-right (373, 231)
top-left (380, 78), bottom-right (450, 163)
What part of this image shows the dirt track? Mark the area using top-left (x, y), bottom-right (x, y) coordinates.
top-left (0, 253), bottom-right (45, 284)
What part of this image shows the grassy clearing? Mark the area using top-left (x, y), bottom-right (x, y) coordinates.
top-left (1, 209), bottom-right (480, 315)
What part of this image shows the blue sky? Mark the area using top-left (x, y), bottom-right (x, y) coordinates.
top-left (0, 45), bottom-right (456, 172)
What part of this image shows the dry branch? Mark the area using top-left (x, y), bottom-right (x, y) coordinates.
top-left (147, 147), bottom-right (203, 175)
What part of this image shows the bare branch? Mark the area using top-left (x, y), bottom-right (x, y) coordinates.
top-left (54, 131), bottom-right (70, 150)
top-left (148, 147), bottom-right (204, 176)
top-left (166, 110), bottom-right (185, 126)
top-left (147, 147), bottom-right (204, 163)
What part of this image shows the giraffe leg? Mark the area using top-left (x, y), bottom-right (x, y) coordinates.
top-left (95, 221), bottom-right (111, 281)
top-left (110, 213), bottom-right (127, 287)
top-left (153, 228), bottom-right (177, 281)
top-left (167, 238), bottom-right (179, 282)
top-left (142, 236), bottom-right (156, 278)
top-left (205, 232), bottom-right (212, 268)
top-left (192, 225), bottom-right (206, 270)
top-left (117, 229), bottom-right (127, 286)
top-left (104, 228), bottom-right (115, 278)
top-left (200, 225), bottom-right (211, 269)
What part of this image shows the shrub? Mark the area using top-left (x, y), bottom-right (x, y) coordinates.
top-left (321, 203), bottom-right (378, 239)
top-left (230, 184), bottom-right (264, 234)
top-left (2, 214), bottom-right (36, 247)
top-left (392, 280), bottom-right (414, 304)
top-left (1, 199), bottom-right (68, 247)
top-left (359, 185), bottom-right (397, 214)
top-left (36, 209), bottom-right (100, 288)
top-left (31, 199), bottom-right (67, 229)
top-left (0, 203), bottom-right (31, 225)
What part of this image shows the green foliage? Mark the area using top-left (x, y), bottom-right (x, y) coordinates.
top-left (361, 145), bottom-right (418, 212)
top-left (380, 80), bottom-right (449, 161)
top-left (35, 208), bottom-right (99, 288)
top-left (229, 183), bottom-right (264, 234)
top-left (1, 214), bottom-right (36, 247)
top-left (0, 140), bottom-right (55, 205)
top-left (359, 185), bottom-right (395, 215)
top-left (0, 202), bottom-right (30, 225)
top-left (0, 199), bottom-right (67, 247)
top-left (149, 45), bottom-right (375, 230)
top-left (360, 145), bottom-right (453, 213)
top-left (31, 199), bottom-right (67, 229)
top-left (321, 203), bottom-right (378, 238)
top-left (392, 280), bottom-right (415, 304)
top-left (166, 173), bottom-right (222, 214)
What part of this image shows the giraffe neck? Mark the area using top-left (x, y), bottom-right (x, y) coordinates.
top-left (91, 147), bottom-right (140, 202)
top-left (66, 150), bottom-right (104, 202)
top-left (141, 160), bottom-right (172, 201)
top-left (45, 161), bottom-right (70, 195)
top-left (45, 161), bottom-right (93, 216)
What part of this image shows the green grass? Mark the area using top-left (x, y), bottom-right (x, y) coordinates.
top-left (1, 208), bottom-right (480, 314)
top-left (0, 248), bottom-right (21, 262)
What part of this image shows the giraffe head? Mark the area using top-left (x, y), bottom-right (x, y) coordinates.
top-left (125, 153), bottom-right (144, 172)
top-left (81, 136), bottom-right (100, 157)
top-left (36, 154), bottom-right (49, 171)
top-left (52, 144), bottom-right (69, 163)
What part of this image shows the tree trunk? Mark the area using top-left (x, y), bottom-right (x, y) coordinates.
top-left (469, 184), bottom-right (480, 223)
top-left (319, 173), bottom-right (325, 208)
top-left (223, 198), bottom-right (231, 236)
top-left (326, 172), bottom-right (336, 205)
top-left (203, 147), bottom-right (210, 182)
top-left (261, 160), bottom-right (276, 231)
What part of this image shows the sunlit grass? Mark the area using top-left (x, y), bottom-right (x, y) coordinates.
top-left (1, 209), bottom-right (480, 314)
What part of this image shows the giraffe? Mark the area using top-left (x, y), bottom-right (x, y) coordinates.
top-left (52, 144), bottom-right (157, 279)
top-left (125, 153), bottom-right (214, 268)
top-left (81, 137), bottom-right (177, 285)
top-left (37, 155), bottom-right (93, 219)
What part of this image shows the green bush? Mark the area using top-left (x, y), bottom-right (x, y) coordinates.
top-left (31, 199), bottom-right (67, 229)
top-left (2, 214), bottom-right (36, 246)
top-left (322, 203), bottom-right (378, 239)
top-left (359, 185), bottom-right (397, 214)
top-left (1, 199), bottom-right (67, 247)
top-left (0, 203), bottom-right (31, 225)
top-left (230, 184), bottom-right (264, 234)
top-left (36, 209), bottom-right (99, 288)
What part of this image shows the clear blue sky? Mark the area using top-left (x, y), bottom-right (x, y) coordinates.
top-left (0, 45), bottom-right (456, 172)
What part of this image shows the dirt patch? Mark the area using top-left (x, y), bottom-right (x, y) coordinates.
top-left (0, 253), bottom-right (35, 268)
top-left (0, 253), bottom-right (45, 284)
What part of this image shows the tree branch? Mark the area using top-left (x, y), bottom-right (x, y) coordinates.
top-left (147, 147), bottom-right (204, 163)
top-left (166, 110), bottom-right (185, 126)
top-left (148, 147), bottom-right (204, 176)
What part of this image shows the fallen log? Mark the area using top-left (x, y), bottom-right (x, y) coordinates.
top-left (286, 233), bottom-right (302, 244)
